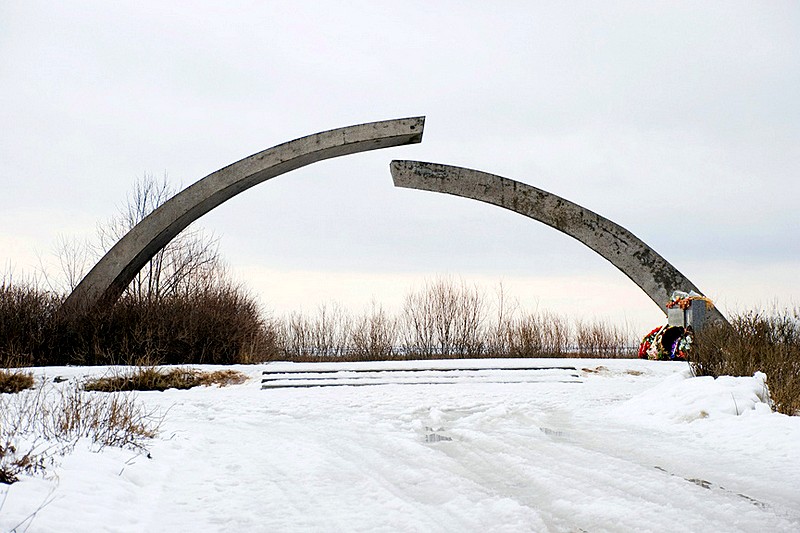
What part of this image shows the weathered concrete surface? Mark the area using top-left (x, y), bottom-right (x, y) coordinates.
top-left (62, 117), bottom-right (425, 314)
top-left (390, 160), bottom-right (727, 324)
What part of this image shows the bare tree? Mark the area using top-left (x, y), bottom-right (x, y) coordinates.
top-left (52, 235), bottom-right (93, 292)
top-left (95, 174), bottom-right (223, 302)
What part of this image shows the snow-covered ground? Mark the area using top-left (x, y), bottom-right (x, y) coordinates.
top-left (2, 359), bottom-right (799, 532)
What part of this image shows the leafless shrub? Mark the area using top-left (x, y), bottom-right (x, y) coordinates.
top-left (278, 303), bottom-right (353, 359)
top-left (400, 278), bottom-right (487, 358)
top-left (485, 283), bottom-right (517, 356)
top-left (399, 283), bottom-right (436, 357)
top-left (574, 318), bottom-right (635, 358)
top-left (44, 388), bottom-right (160, 449)
top-left (0, 278), bottom-right (61, 365)
top-left (0, 438), bottom-right (48, 485)
top-left (1, 277), bottom-right (274, 367)
top-left (279, 312), bottom-right (312, 359)
top-left (350, 303), bottom-right (398, 360)
top-left (1, 381), bottom-right (160, 484)
top-left (310, 303), bottom-right (352, 358)
top-left (691, 308), bottom-right (800, 415)
top-left (499, 311), bottom-right (572, 358)
top-left (273, 279), bottom-right (641, 361)
top-left (504, 313), bottom-right (546, 357)
top-left (541, 311), bottom-right (572, 356)
top-left (60, 282), bottom-right (276, 366)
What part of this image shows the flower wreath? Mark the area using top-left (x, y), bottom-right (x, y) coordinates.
top-left (638, 324), bottom-right (692, 361)
top-left (665, 292), bottom-right (715, 311)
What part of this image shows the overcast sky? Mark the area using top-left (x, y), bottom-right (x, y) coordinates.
top-left (2, 1), bottom-right (798, 330)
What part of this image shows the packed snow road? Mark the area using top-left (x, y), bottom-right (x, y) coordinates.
top-left (2, 359), bottom-right (799, 532)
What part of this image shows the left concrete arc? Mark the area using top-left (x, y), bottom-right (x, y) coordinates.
top-left (62, 117), bottom-right (425, 314)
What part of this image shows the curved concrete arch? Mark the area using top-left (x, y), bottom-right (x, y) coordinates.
top-left (62, 117), bottom-right (425, 314)
top-left (390, 160), bottom-right (727, 324)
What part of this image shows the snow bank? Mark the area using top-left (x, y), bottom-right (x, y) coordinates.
top-left (613, 368), bottom-right (773, 423)
top-left (2, 361), bottom-right (798, 532)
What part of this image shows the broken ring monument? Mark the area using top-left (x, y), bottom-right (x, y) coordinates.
top-left (62, 116), bottom-right (725, 336)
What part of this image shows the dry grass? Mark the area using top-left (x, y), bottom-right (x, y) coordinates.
top-left (1, 382), bottom-right (160, 484)
top-left (691, 308), bottom-right (800, 416)
top-left (198, 369), bottom-right (249, 387)
top-left (0, 369), bottom-right (35, 394)
top-left (83, 367), bottom-right (248, 392)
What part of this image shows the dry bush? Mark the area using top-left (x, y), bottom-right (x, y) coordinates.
top-left (503, 313), bottom-right (546, 357)
top-left (691, 308), bottom-right (800, 415)
top-left (485, 284), bottom-right (517, 356)
top-left (53, 282), bottom-right (277, 366)
top-left (0, 279), bottom-right (61, 365)
top-left (495, 311), bottom-right (573, 358)
top-left (277, 303), bottom-right (398, 362)
top-left (350, 303), bottom-right (398, 361)
top-left (272, 279), bottom-right (639, 361)
top-left (1, 382), bottom-right (159, 484)
top-left (486, 285), bottom-right (574, 358)
top-left (45, 387), bottom-right (159, 449)
top-left (2, 271), bottom-right (277, 367)
top-left (574, 319), bottom-right (635, 358)
top-left (539, 311), bottom-right (572, 356)
top-left (84, 367), bottom-right (248, 392)
top-left (400, 278), bottom-right (487, 358)
top-left (280, 312), bottom-right (313, 359)
top-left (278, 303), bottom-right (353, 360)
top-left (308, 303), bottom-right (352, 358)
top-left (0, 437), bottom-right (47, 485)
top-left (503, 313), bottom-right (548, 357)
top-left (0, 369), bottom-right (35, 394)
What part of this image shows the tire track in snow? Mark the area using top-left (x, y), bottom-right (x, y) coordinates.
top-left (123, 367), bottom-right (798, 532)
top-left (401, 400), bottom-right (799, 532)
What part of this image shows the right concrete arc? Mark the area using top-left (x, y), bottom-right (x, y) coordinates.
top-left (390, 160), bottom-right (727, 325)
